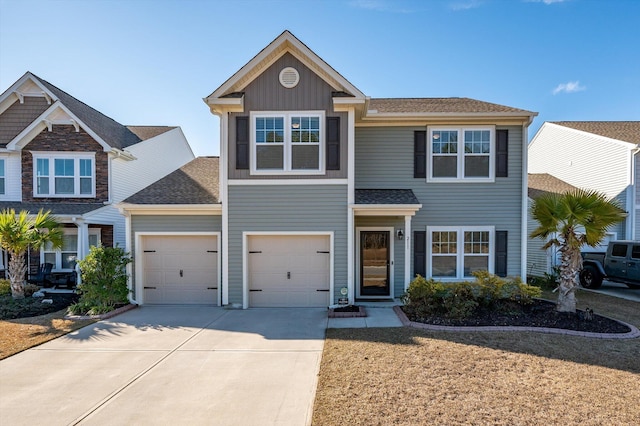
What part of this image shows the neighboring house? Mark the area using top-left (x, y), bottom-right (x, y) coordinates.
top-left (527, 173), bottom-right (577, 277)
top-left (0, 72), bottom-right (194, 278)
top-left (529, 121), bottom-right (640, 242)
top-left (121, 31), bottom-right (537, 308)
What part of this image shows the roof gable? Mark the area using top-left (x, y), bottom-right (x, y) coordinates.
top-left (205, 30), bottom-right (366, 106)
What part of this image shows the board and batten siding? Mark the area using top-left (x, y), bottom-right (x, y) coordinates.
top-left (227, 52), bottom-right (348, 180)
top-left (355, 125), bottom-right (524, 278)
top-left (129, 215), bottom-right (222, 297)
top-left (354, 216), bottom-right (406, 298)
top-left (227, 184), bottom-right (348, 305)
top-left (529, 124), bottom-right (632, 238)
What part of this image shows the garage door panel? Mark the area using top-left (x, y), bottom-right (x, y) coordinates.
top-left (248, 235), bottom-right (330, 307)
top-left (143, 235), bottom-right (218, 305)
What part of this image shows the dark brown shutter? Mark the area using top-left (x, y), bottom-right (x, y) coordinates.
top-left (414, 231), bottom-right (426, 277)
top-left (326, 117), bottom-right (340, 170)
top-left (236, 116), bottom-right (249, 170)
top-left (414, 130), bottom-right (426, 178)
top-left (495, 231), bottom-right (508, 277)
top-left (496, 129), bottom-right (508, 178)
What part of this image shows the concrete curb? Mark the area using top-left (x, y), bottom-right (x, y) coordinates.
top-left (392, 306), bottom-right (640, 339)
top-left (65, 304), bottom-right (138, 321)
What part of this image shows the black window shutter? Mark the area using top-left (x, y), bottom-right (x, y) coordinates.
top-left (326, 117), bottom-right (340, 170)
top-left (236, 116), bottom-right (249, 170)
top-left (414, 131), bottom-right (426, 178)
top-left (496, 129), bottom-right (508, 178)
top-left (495, 230), bottom-right (508, 277)
top-left (413, 231), bottom-right (426, 278)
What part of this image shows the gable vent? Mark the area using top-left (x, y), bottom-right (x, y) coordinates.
top-left (279, 67), bottom-right (299, 88)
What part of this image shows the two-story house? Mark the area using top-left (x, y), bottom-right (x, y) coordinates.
top-left (121, 31), bottom-right (536, 308)
top-left (0, 72), bottom-right (195, 279)
top-left (529, 121), bottom-right (640, 242)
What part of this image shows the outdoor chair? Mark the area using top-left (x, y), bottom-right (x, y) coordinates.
top-left (27, 263), bottom-right (53, 287)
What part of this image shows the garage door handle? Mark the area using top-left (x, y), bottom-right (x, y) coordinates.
top-left (207, 250), bottom-right (217, 253)
top-left (179, 270), bottom-right (183, 277)
top-left (249, 251), bottom-right (262, 254)
top-left (317, 251), bottom-right (330, 254)
top-left (144, 286), bottom-right (157, 289)
top-left (249, 289), bottom-right (262, 292)
top-left (316, 289), bottom-right (330, 292)
top-left (143, 250), bottom-right (156, 253)
top-left (207, 287), bottom-right (218, 290)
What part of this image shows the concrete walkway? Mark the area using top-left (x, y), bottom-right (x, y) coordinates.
top-left (0, 306), bottom-right (327, 426)
top-left (584, 280), bottom-right (640, 303)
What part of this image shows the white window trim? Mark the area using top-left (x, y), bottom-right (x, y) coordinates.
top-left (32, 151), bottom-right (96, 198)
top-left (427, 226), bottom-right (495, 280)
top-left (250, 111), bottom-right (325, 175)
top-left (427, 126), bottom-right (495, 183)
top-left (41, 228), bottom-right (101, 271)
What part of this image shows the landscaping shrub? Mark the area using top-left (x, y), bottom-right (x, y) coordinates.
top-left (68, 246), bottom-right (131, 316)
top-left (527, 266), bottom-right (560, 290)
top-left (0, 279), bottom-right (10, 296)
top-left (402, 271), bottom-right (542, 319)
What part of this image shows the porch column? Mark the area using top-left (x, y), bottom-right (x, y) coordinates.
top-left (75, 220), bottom-right (90, 261)
top-left (404, 215), bottom-right (412, 291)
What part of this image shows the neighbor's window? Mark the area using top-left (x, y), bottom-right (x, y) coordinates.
top-left (33, 153), bottom-right (95, 197)
top-left (252, 112), bottom-right (323, 174)
top-left (429, 127), bottom-right (494, 181)
top-left (428, 226), bottom-right (494, 279)
top-left (42, 229), bottom-right (100, 271)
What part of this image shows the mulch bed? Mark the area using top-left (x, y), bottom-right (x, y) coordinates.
top-left (0, 293), bottom-right (79, 320)
top-left (401, 299), bottom-right (631, 334)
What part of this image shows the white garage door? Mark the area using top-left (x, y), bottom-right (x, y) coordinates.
top-left (142, 235), bottom-right (218, 304)
top-left (248, 235), bottom-right (330, 307)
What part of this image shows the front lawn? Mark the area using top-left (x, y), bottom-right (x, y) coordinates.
top-left (312, 290), bottom-right (640, 425)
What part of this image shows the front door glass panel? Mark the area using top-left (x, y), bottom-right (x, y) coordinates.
top-left (360, 231), bottom-right (390, 296)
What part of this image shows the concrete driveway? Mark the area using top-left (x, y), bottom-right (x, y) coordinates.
top-left (585, 280), bottom-right (640, 302)
top-left (0, 306), bottom-right (327, 426)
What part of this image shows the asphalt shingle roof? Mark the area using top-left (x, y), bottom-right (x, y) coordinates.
top-left (0, 202), bottom-right (104, 216)
top-left (33, 74), bottom-right (143, 149)
top-left (368, 98), bottom-right (534, 115)
top-left (528, 174), bottom-right (578, 200)
top-left (126, 126), bottom-right (177, 140)
top-left (551, 121), bottom-right (640, 145)
top-left (124, 157), bottom-right (219, 205)
top-left (355, 189), bottom-right (420, 205)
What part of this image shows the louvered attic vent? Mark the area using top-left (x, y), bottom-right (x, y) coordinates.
top-left (279, 67), bottom-right (299, 88)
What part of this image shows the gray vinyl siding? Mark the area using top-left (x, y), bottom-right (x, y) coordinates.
top-left (527, 198), bottom-right (550, 277)
top-left (355, 216), bottom-right (406, 298)
top-left (228, 185), bottom-right (348, 305)
top-left (355, 125), bottom-right (524, 278)
top-left (129, 215), bottom-right (222, 297)
top-left (228, 52), bottom-right (348, 180)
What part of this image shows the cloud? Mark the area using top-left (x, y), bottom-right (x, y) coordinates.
top-left (450, 0), bottom-right (483, 11)
top-left (552, 81), bottom-right (586, 95)
top-left (526, 0), bottom-right (570, 4)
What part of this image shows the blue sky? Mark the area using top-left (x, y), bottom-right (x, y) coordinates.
top-left (1, 0), bottom-right (638, 156)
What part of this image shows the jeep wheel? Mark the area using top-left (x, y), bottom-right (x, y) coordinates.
top-left (580, 266), bottom-right (603, 289)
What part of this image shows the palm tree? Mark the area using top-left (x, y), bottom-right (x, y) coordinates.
top-left (530, 189), bottom-right (626, 312)
top-left (0, 209), bottom-right (63, 299)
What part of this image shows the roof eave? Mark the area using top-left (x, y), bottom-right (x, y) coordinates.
top-left (117, 203), bottom-right (222, 215)
top-left (350, 203), bottom-right (422, 216)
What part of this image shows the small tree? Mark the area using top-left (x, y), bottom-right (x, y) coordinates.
top-left (70, 245), bottom-right (131, 315)
top-left (530, 189), bottom-right (626, 312)
top-left (0, 209), bottom-right (62, 299)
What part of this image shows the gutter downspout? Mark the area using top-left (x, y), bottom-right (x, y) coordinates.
top-left (630, 147), bottom-right (639, 240)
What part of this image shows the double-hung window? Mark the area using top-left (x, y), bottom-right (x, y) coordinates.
top-left (252, 112), bottom-right (324, 174)
top-left (429, 127), bottom-right (494, 182)
top-left (33, 153), bottom-right (95, 197)
top-left (0, 159), bottom-right (5, 195)
top-left (428, 226), bottom-right (494, 279)
top-left (42, 229), bottom-right (100, 271)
